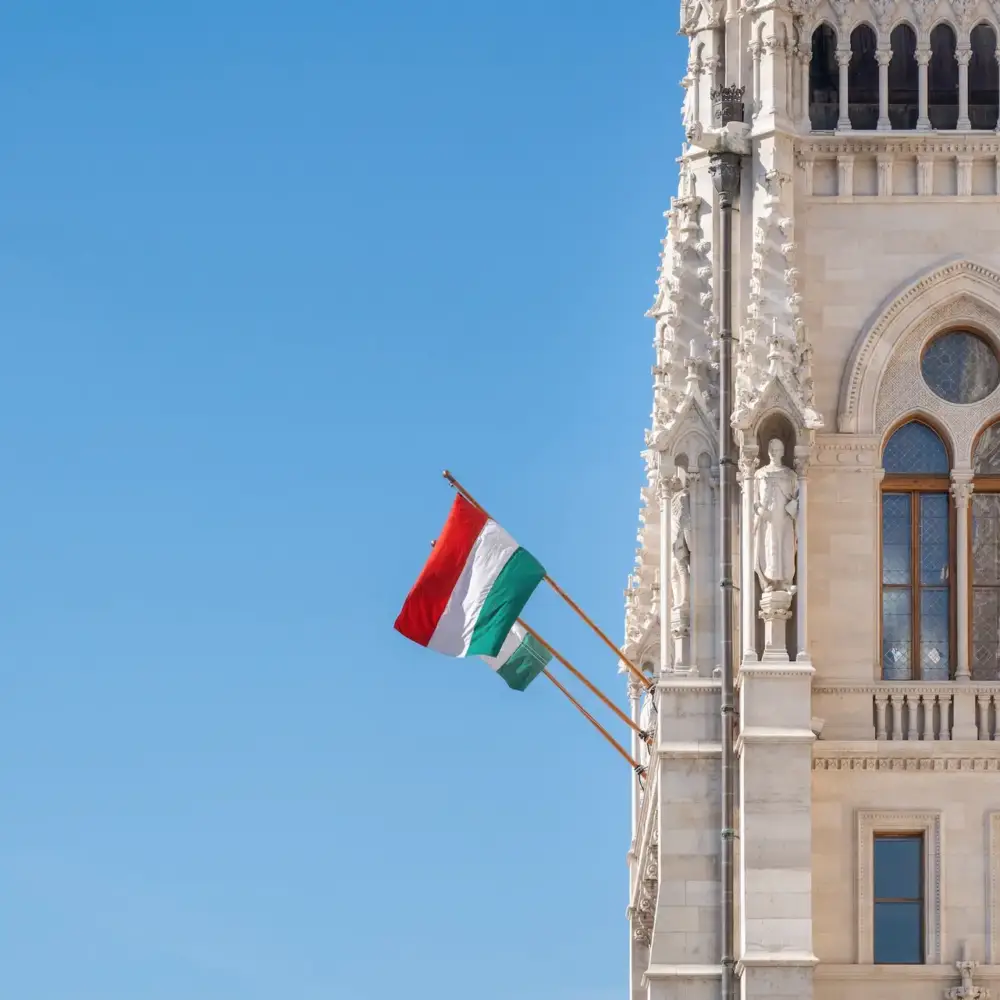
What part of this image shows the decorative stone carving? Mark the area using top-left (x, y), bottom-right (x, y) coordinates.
top-left (647, 163), bottom-right (716, 442)
top-left (840, 259), bottom-right (1000, 441)
top-left (671, 472), bottom-right (693, 612)
top-left (736, 162), bottom-right (822, 432)
top-left (753, 439), bottom-right (799, 592)
top-left (946, 943), bottom-right (990, 1000)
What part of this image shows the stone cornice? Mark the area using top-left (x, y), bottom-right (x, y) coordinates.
top-left (814, 745), bottom-right (1000, 770)
top-left (816, 965), bottom-right (1000, 981)
top-left (811, 434), bottom-right (881, 469)
top-left (798, 135), bottom-right (1000, 157)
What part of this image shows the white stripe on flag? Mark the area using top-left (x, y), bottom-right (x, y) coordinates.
top-left (480, 623), bottom-right (526, 671)
top-left (428, 519), bottom-right (520, 656)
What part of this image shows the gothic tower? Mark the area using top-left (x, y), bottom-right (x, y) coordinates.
top-left (625, 1), bottom-right (1000, 999)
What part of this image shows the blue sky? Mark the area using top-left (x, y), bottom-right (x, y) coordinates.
top-left (0, 4), bottom-right (685, 998)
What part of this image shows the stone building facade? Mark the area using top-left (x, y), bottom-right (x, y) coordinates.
top-left (624, 1), bottom-right (1000, 998)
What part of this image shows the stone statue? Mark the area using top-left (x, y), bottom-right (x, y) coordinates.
top-left (753, 438), bottom-right (798, 593)
top-left (671, 472), bottom-right (692, 611)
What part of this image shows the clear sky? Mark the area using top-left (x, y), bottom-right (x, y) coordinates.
top-left (0, 4), bottom-right (685, 998)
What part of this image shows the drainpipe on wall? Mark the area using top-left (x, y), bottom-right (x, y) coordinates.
top-left (707, 83), bottom-right (747, 1000)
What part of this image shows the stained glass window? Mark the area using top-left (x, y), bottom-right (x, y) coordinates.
top-left (971, 494), bottom-right (1000, 680)
top-left (883, 422), bottom-right (949, 474)
top-left (973, 420), bottom-right (1000, 474)
top-left (921, 330), bottom-right (1000, 405)
top-left (881, 425), bottom-right (951, 680)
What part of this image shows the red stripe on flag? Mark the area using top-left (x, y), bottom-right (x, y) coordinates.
top-left (394, 494), bottom-right (489, 647)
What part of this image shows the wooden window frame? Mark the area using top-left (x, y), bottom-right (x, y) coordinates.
top-left (872, 832), bottom-right (926, 965)
top-left (880, 474), bottom-right (955, 680)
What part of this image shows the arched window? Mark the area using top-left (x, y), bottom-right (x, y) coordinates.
top-left (888, 24), bottom-right (919, 129)
top-left (810, 24), bottom-right (839, 130)
top-left (971, 420), bottom-right (1000, 679)
top-left (849, 25), bottom-right (879, 129)
top-left (929, 23), bottom-right (959, 129)
top-left (881, 421), bottom-right (952, 680)
top-left (969, 23), bottom-right (999, 129)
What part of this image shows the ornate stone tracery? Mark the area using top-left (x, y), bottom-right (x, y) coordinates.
top-left (840, 258), bottom-right (1000, 462)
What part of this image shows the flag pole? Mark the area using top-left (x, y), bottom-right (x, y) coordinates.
top-left (518, 618), bottom-right (650, 743)
top-left (542, 668), bottom-right (644, 773)
top-left (442, 470), bottom-right (654, 692)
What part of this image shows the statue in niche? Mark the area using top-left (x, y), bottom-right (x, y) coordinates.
top-left (753, 438), bottom-right (798, 593)
top-left (671, 470), bottom-right (692, 611)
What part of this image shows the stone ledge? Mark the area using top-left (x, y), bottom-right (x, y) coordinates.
top-left (643, 964), bottom-right (722, 981)
top-left (658, 741), bottom-right (722, 758)
top-left (737, 951), bottom-right (819, 970)
top-left (657, 677), bottom-right (722, 692)
top-left (738, 726), bottom-right (816, 746)
top-left (814, 964), bottom-right (1000, 981)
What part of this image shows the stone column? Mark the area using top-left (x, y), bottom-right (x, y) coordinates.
top-left (737, 661), bottom-right (817, 1000)
top-left (740, 448), bottom-right (760, 663)
top-left (877, 48), bottom-right (892, 130)
top-left (799, 49), bottom-right (812, 131)
top-left (877, 153), bottom-right (893, 196)
top-left (630, 677), bottom-right (643, 831)
top-left (952, 475), bottom-right (974, 680)
top-left (795, 451), bottom-right (810, 662)
top-left (917, 48), bottom-right (931, 130)
top-left (750, 40), bottom-right (763, 120)
top-left (957, 47), bottom-right (972, 130)
top-left (658, 469), bottom-right (675, 675)
top-left (836, 48), bottom-right (852, 130)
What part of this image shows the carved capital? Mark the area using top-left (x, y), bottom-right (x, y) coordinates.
top-left (916, 48), bottom-right (932, 67)
top-left (951, 474), bottom-right (975, 508)
top-left (836, 48), bottom-right (852, 68)
top-left (876, 48), bottom-right (893, 67)
top-left (956, 47), bottom-right (974, 67)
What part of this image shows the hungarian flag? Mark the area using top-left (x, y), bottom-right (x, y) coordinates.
top-left (479, 623), bottom-right (552, 691)
top-left (395, 494), bottom-right (545, 658)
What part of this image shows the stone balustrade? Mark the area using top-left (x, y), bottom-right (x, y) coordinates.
top-left (814, 682), bottom-right (1000, 742)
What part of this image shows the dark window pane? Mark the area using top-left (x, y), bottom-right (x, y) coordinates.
top-left (974, 421), bottom-right (1000, 474)
top-left (972, 494), bottom-right (1000, 585)
top-left (883, 422), bottom-right (949, 474)
top-left (874, 902), bottom-right (923, 963)
top-left (919, 493), bottom-right (949, 585)
top-left (882, 590), bottom-right (912, 678)
top-left (883, 494), bottom-right (912, 584)
top-left (972, 588), bottom-right (1000, 680)
top-left (874, 836), bottom-right (922, 898)
top-left (922, 331), bottom-right (1000, 404)
top-left (920, 589), bottom-right (950, 679)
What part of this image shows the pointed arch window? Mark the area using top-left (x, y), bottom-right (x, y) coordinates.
top-left (881, 421), bottom-right (953, 680)
top-left (971, 422), bottom-right (1000, 679)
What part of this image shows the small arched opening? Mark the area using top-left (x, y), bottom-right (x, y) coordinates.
top-left (929, 23), bottom-right (960, 128)
top-left (849, 24), bottom-right (879, 128)
top-left (888, 24), bottom-right (919, 129)
top-left (809, 24), bottom-right (839, 129)
top-left (969, 23), bottom-right (999, 128)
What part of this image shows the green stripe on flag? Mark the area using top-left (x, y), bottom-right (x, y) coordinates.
top-left (496, 631), bottom-right (552, 691)
top-left (466, 547), bottom-right (545, 656)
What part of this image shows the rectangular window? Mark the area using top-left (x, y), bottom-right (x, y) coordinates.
top-left (873, 834), bottom-right (924, 964)
top-left (881, 492), bottom-right (951, 679)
